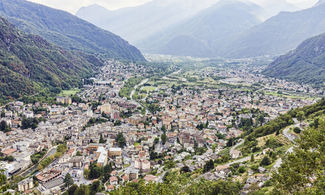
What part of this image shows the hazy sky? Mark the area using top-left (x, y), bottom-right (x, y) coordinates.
top-left (28, 0), bottom-right (318, 14)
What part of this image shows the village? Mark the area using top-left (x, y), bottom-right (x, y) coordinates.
top-left (0, 59), bottom-right (321, 194)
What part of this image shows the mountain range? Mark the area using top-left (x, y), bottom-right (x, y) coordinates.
top-left (223, 1), bottom-right (325, 58)
top-left (76, 0), bottom-right (315, 58)
top-left (76, 0), bottom-right (218, 44)
top-left (136, 0), bottom-right (262, 57)
top-left (0, 0), bottom-right (145, 61)
top-left (0, 16), bottom-right (100, 100)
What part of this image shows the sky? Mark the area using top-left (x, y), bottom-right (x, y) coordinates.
top-left (28, 0), bottom-right (319, 14)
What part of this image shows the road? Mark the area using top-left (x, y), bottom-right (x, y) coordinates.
top-left (226, 156), bottom-right (252, 166)
top-left (283, 124), bottom-right (299, 143)
top-left (130, 78), bottom-right (148, 101)
top-left (229, 139), bottom-right (244, 155)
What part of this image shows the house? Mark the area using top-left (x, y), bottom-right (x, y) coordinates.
top-left (69, 156), bottom-right (83, 168)
top-left (109, 176), bottom-right (118, 185)
top-left (144, 175), bottom-right (157, 183)
top-left (230, 150), bottom-right (242, 159)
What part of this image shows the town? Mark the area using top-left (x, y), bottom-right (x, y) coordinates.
top-left (0, 59), bottom-right (321, 194)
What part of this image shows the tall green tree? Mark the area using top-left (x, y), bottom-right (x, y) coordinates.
top-left (64, 173), bottom-right (74, 188)
top-left (116, 133), bottom-right (126, 148)
top-left (161, 133), bottom-right (167, 145)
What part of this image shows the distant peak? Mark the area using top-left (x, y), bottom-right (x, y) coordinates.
top-left (77, 4), bottom-right (111, 13)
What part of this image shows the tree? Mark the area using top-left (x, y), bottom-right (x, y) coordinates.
top-left (67, 184), bottom-right (78, 195)
top-left (88, 163), bottom-right (102, 180)
top-left (99, 134), bottom-right (105, 144)
top-left (203, 160), bottom-right (215, 173)
top-left (76, 151), bottom-right (82, 156)
top-left (74, 185), bottom-right (90, 195)
top-left (0, 121), bottom-right (11, 132)
top-left (0, 171), bottom-right (6, 185)
top-left (250, 154), bottom-right (255, 162)
top-left (154, 137), bottom-right (159, 145)
top-left (293, 127), bottom-right (301, 134)
top-left (22, 117), bottom-right (39, 129)
top-left (161, 133), bottom-right (167, 145)
top-left (260, 156), bottom-right (271, 166)
top-left (116, 133), bottom-right (126, 148)
top-left (181, 166), bottom-right (191, 173)
top-left (64, 173), bottom-right (74, 188)
top-left (296, 111), bottom-right (305, 122)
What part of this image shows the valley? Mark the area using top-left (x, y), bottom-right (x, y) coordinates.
top-left (0, 0), bottom-right (325, 194)
top-left (1, 56), bottom-right (324, 194)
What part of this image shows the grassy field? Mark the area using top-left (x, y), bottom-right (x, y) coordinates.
top-left (141, 86), bottom-right (157, 92)
top-left (59, 88), bottom-right (80, 96)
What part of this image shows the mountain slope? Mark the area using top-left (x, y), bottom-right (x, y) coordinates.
top-left (0, 0), bottom-right (145, 61)
top-left (0, 16), bottom-right (100, 100)
top-left (263, 33), bottom-right (325, 86)
top-left (137, 0), bottom-right (261, 57)
top-left (76, 0), bottom-right (218, 44)
top-left (223, 2), bottom-right (325, 58)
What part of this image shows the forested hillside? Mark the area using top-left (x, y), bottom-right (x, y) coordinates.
top-left (0, 17), bottom-right (100, 102)
top-left (0, 0), bottom-right (145, 61)
top-left (263, 33), bottom-right (325, 87)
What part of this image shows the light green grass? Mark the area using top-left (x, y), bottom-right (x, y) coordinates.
top-left (142, 86), bottom-right (157, 92)
top-left (59, 88), bottom-right (80, 96)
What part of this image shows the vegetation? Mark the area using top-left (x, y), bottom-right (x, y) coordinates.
top-left (263, 32), bottom-right (325, 87)
top-left (0, 16), bottom-right (101, 102)
top-left (0, 121), bottom-right (11, 133)
top-left (272, 119), bottom-right (325, 194)
top-left (64, 173), bottom-right (74, 188)
top-left (242, 98), bottom-right (325, 155)
top-left (38, 144), bottom-right (67, 170)
top-left (0, 0), bottom-right (145, 61)
top-left (84, 162), bottom-right (113, 182)
top-left (119, 77), bottom-right (144, 99)
top-left (111, 171), bottom-right (242, 195)
top-left (30, 149), bottom-right (47, 164)
top-left (21, 117), bottom-right (40, 130)
top-left (83, 117), bottom-right (108, 130)
top-left (116, 133), bottom-right (126, 148)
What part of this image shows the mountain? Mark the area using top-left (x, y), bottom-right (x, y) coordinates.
top-left (0, 16), bottom-right (101, 100)
top-left (253, 0), bottom-right (298, 20)
top-left (0, 0), bottom-right (145, 61)
top-left (222, 2), bottom-right (325, 58)
top-left (76, 0), bottom-right (218, 44)
top-left (137, 0), bottom-right (261, 57)
top-left (263, 33), bottom-right (325, 86)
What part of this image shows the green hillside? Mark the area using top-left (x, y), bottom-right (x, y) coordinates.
top-left (0, 0), bottom-right (145, 61)
top-left (0, 17), bottom-right (100, 102)
top-left (263, 33), bottom-right (325, 87)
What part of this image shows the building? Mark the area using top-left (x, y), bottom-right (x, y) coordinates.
top-left (134, 159), bottom-right (151, 172)
top-left (96, 147), bottom-right (108, 167)
top-left (56, 97), bottom-right (72, 105)
top-left (108, 148), bottom-right (122, 157)
top-left (100, 103), bottom-right (112, 114)
top-left (18, 178), bottom-right (34, 192)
